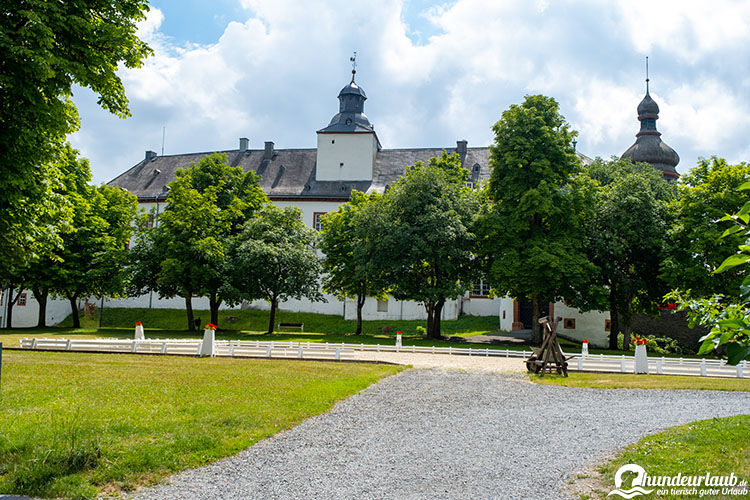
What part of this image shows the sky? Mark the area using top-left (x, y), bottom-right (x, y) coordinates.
top-left (68, 0), bottom-right (750, 184)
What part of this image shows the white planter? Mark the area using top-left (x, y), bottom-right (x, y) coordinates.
top-left (200, 328), bottom-right (216, 357)
top-left (395, 333), bottom-right (402, 349)
top-left (581, 342), bottom-right (589, 356)
top-left (634, 344), bottom-right (649, 374)
top-left (134, 324), bottom-right (145, 340)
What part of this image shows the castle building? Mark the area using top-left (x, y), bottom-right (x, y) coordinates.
top-left (2, 71), bottom-right (679, 344)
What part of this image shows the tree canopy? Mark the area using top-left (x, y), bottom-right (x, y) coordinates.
top-left (227, 205), bottom-right (323, 334)
top-left (128, 153), bottom-right (267, 329)
top-left (1, 1), bottom-right (151, 271)
top-left (580, 157), bottom-right (676, 349)
top-left (319, 191), bottom-right (386, 334)
top-left (362, 152), bottom-right (479, 339)
top-left (478, 94), bottom-right (592, 343)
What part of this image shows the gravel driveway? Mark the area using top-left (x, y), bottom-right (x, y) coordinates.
top-left (131, 369), bottom-right (750, 500)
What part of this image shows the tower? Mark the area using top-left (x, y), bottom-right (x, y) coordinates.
top-left (315, 57), bottom-right (380, 181)
top-left (621, 62), bottom-right (680, 180)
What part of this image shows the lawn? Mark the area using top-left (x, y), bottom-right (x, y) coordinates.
top-left (573, 416), bottom-right (750, 499)
top-left (529, 372), bottom-right (750, 391)
top-left (0, 350), bottom-right (403, 499)
top-left (2, 307), bottom-right (578, 353)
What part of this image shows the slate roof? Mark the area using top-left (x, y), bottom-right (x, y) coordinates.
top-left (107, 145), bottom-right (497, 202)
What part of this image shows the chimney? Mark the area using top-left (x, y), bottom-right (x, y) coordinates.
top-left (456, 140), bottom-right (468, 156)
top-left (145, 150), bottom-right (157, 161)
top-left (264, 141), bottom-right (275, 160)
top-left (239, 137), bottom-right (249, 152)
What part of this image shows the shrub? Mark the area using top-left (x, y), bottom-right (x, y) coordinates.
top-left (416, 326), bottom-right (426, 336)
top-left (380, 325), bottom-right (394, 333)
top-left (617, 333), bottom-right (691, 354)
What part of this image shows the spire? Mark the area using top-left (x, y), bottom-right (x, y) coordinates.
top-left (350, 51), bottom-right (357, 83)
top-left (621, 63), bottom-right (680, 180)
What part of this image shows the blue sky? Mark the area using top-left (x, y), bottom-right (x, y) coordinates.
top-left (69, 0), bottom-right (750, 184)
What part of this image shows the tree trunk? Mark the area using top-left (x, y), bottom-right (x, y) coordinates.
top-left (5, 287), bottom-right (22, 329)
top-left (355, 292), bottom-right (365, 335)
top-left (209, 294), bottom-right (221, 327)
top-left (33, 286), bottom-right (48, 328)
top-left (620, 295), bottom-right (634, 352)
top-left (67, 293), bottom-right (80, 328)
top-left (607, 284), bottom-right (621, 350)
top-left (267, 297), bottom-right (278, 334)
top-left (531, 293), bottom-right (542, 344)
top-left (424, 298), bottom-right (445, 340)
top-left (185, 295), bottom-right (195, 332)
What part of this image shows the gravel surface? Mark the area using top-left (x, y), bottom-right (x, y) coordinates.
top-left (130, 370), bottom-right (750, 500)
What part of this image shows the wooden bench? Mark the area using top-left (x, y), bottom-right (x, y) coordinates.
top-left (278, 322), bottom-right (304, 331)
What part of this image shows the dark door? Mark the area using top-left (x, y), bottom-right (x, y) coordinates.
top-left (519, 301), bottom-right (550, 329)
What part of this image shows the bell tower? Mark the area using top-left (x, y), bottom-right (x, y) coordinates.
top-left (316, 54), bottom-right (380, 181)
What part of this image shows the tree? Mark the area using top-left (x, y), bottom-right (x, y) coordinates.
top-left (55, 184), bottom-right (138, 328)
top-left (227, 206), bottom-right (323, 334)
top-left (667, 172), bottom-right (750, 365)
top-left (363, 153), bottom-right (479, 340)
top-left (580, 158), bottom-right (676, 350)
top-left (319, 191), bottom-right (386, 334)
top-left (0, 1), bottom-right (151, 270)
top-left (478, 94), bottom-right (593, 344)
top-left (127, 153), bottom-right (267, 330)
top-left (662, 157), bottom-right (750, 297)
top-left (18, 144), bottom-right (93, 327)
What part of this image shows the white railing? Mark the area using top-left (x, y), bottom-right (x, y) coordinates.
top-left (17, 338), bottom-right (748, 378)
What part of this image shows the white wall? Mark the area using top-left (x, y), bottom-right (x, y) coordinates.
top-left (554, 302), bottom-right (610, 348)
top-left (462, 295), bottom-right (502, 317)
top-left (499, 297), bottom-right (515, 332)
top-left (316, 132), bottom-right (377, 181)
top-left (273, 200), bottom-right (345, 230)
top-left (1, 292), bottom-right (72, 328)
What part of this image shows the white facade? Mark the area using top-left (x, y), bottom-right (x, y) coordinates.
top-left (315, 132), bottom-right (377, 181)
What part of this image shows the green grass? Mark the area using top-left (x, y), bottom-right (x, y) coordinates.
top-left (529, 372), bottom-right (750, 391)
top-left (0, 350), bottom-right (403, 499)
top-left (579, 416), bottom-right (750, 499)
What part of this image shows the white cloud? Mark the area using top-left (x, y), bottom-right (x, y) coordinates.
top-left (69, 0), bottom-right (750, 183)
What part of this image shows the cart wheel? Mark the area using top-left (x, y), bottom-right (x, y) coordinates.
top-left (526, 354), bottom-right (538, 372)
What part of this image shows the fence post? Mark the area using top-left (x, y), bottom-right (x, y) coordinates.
top-left (577, 357), bottom-right (583, 371)
top-left (700, 359), bottom-right (707, 377)
top-left (0, 342), bottom-right (3, 391)
top-left (738, 364), bottom-right (744, 378)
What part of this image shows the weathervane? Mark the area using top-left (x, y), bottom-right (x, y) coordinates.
top-left (350, 51), bottom-right (357, 81)
top-left (645, 56), bottom-right (650, 95)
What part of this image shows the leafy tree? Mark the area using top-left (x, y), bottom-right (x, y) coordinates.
top-left (478, 94), bottom-right (592, 343)
top-left (667, 176), bottom-right (750, 365)
top-left (55, 184), bottom-right (138, 328)
top-left (127, 153), bottom-right (266, 330)
top-left (581, 158), bottom-right (676, 350)
top-left (319, 191), bottom-right (386, 334)
top-left (0, 1), bottom-right (151, 269)
top-left (17, 145), bottom-right (93, 327)
top-left (227, 206), bottom-right (323, 334)
top-left (663, 157), bottom-right (750, 297)
top-left (364, 153), bottom-right (479, 340)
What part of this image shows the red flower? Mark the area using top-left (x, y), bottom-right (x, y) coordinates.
top-left (396, 331), bottom-right (402, 335)
top-left (205, 323), bottom-right (218, 330)
top-left (583, 339), bottom-right (588, 343)
top-left (135, 321), bottom-right (142, 326)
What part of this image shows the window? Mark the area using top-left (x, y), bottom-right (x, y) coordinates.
top-left (564, 318), bottom-right (576, 329)
top-left (605, 319), bottom-right (611, 332)
top-left (313, 212), bottom-right (327, 231)
top-left (18, 293), bottom-right (27, 306)
top-left (470, 279), bottom-right (491, 298)
top-left (377, 299), bottom-right (388, 312)
top-left (464, 181), bottom-right (474, 189)
top-left (145, 213), bottom-right (156, 228)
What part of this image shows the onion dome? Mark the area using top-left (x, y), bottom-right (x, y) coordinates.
top-left (621, 91), bottom-right (680, 180)
top-left (318, 71), bottom-right (374, 133)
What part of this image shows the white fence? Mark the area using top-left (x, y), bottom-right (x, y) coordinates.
top-left (16, 338), bottom-right (749, 378)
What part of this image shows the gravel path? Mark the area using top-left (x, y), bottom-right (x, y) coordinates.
top-left (130, 369), bottom-right (749, 500)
